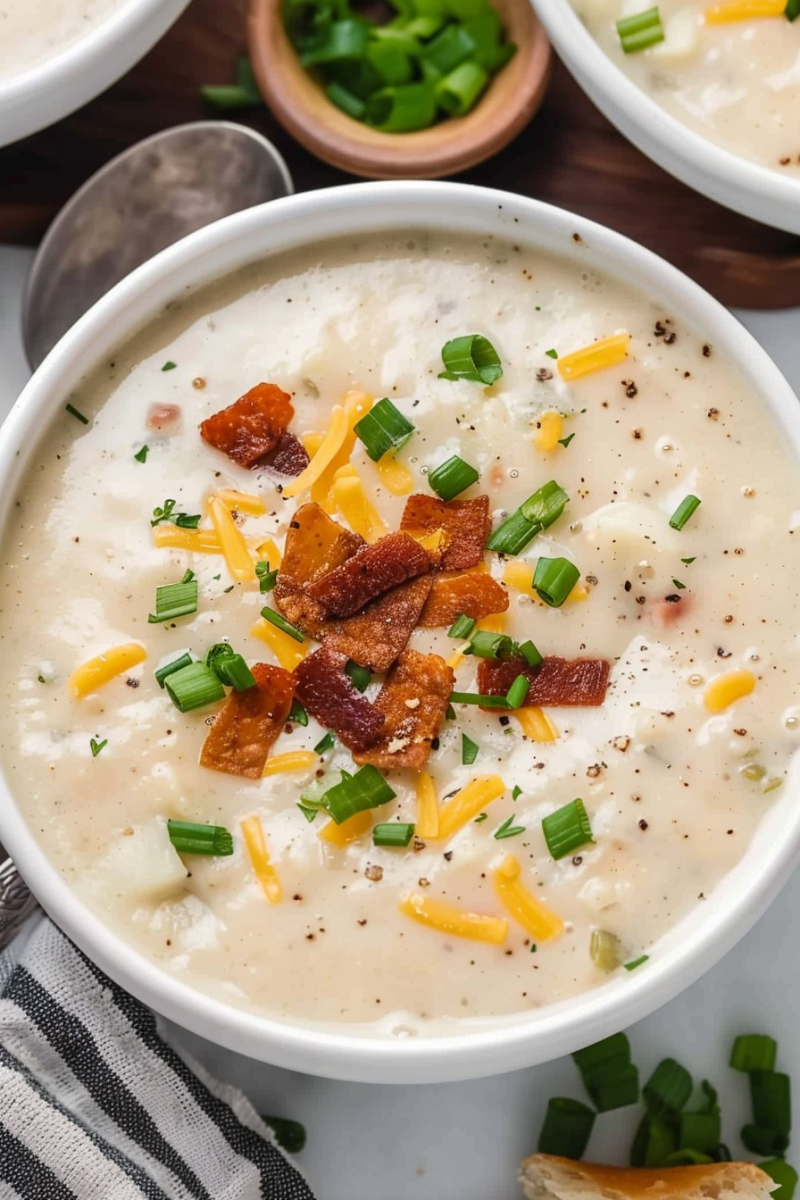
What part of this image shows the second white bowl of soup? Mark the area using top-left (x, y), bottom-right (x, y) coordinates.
top-left (531, 0), bottom-right (800, 234)
top-left (0, 182), bottom-right (799, 1083)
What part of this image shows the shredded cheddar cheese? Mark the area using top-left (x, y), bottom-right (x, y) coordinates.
top-left (332, 465), bottom-right (387, 542)
top-left (301, 431), bottom-right (326, 456)
top-left (318, 810), bottom-right (372, 847)
top-left (446, 642), bottom-right (471, 670)
top-left (241, 816), bottom-right (281, 904)
top-left (376, 455), bottom-right (414, 496)
top-left (436, 775), bottom-right (506, 840)
top-left (704, 669), bottom-right (756, 713)
top-left (535, 411), bottom-right (564, 452)
top-left (250, 618), bottom-right (308, 671)
top-left (503, 561), bottom-right (533, 592)
top-left (68, 642), bottom-right (147, 698)
top-left (263, 751), bottom-right (317, 776)
top-left (479, 612), bottom-right (506, 634)
top-left (255, 537), bottom-right (283, 569)
top-left (557, 333), bottom-right (630, 382)
top-left (208, 496), bottom-right (256, 582)
top-left (153, 526), bottom-right (222, 554)
top-left (705, 0), bottom-right (784, 19)
top-left (415, 772), bottom-right (440, 839)
top-left (399, 893), bottom-right (508, 944)
top-left (282, 404), bottom-right (348, 498)
top-left (515, 707), bottom-right (560, 742)
top-left (493, 854), bottom-right (564, 940)
top-left (311, 390), bottom-right (373, 504)
top-left (212, 489), bottom-right (266, 516)
top-left (409, 527), bottom-right (448, 555)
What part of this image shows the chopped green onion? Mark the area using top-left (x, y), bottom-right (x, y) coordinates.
top-left (134, 445), bottom-right (149, 463)
top-left (462, 734), bottom-right (479, 765)
top-left (406, 14), bottom-right (445, 36)
top-left (474, 812), bottom-right (488, 823)
top-left (505, 674), bottom-right (530, 709)
top-left (164, 662), bottom-right (225, 713)
top-left (435, 60), bottom-right (488, 115)
top-left (314, 731), bottom-right (336, 754)
top-left (699, 1080), bottom-right (719, 1113)
top-left (494, 814), bottom-right (525, 839)
top-left (260, 607), bottom-right (305, 642)
top-left (155, 652), bottom-right (194, 688)
top-left (588, 1066), bottom-right (640, 1113)
top-left (786, 0), bottom-right (800, 19)
top-left (439, 334), bottom-right (503, 385)
top-left (590, 928), bottom-right (623, 972)
top-left (679, 1111), bottom-right (721, 1155)
top-left (326, 80), bottom-right (366, 118)
top-left (742, 1127), bottom-right (790, 1156)
top-left (669, 494), bottom-right (701, 531)
top-left (167, 819), bottom-right (233, 856)
top-left (662, 1150), bottom-right (714, 1167)
top-left (148, 580), bottom-right (198, 624)
top-left (643, 1058), bottom-right (693, 1117)
top-left (366, 37), bottom-right (414, 84)
top-left (223, 654), bottom-right (257, 692)
top-left (353, 397), bottom-right (415, 460)
top-left (445, 703), bottom-right (457, 720)
top-left (616, 6), bottom-right (664, 52)
top-left (519, 640), bottom-right (543, 669)
top-left (200, 83), bottom-right (261, 109)
top-left (465, 630), bottom-right (515, 659)
top-left (345, 660), bottom-right (371, 692)
top-left (90, 737), bottom-right (107, 758)
top-left (162, 361), bottom-right (177, 372)
top-left (449, 690), bottom-right (509, 708)
top-left (448, 613), bottom-right (477, 639)
top-left (297, 802), bottom-right (319, 823)
top-left (519, 481), bottom-right (569, 529)
top-left (322, 765), bottom-right (396, 824)
top-left (731, 1035), bottom-right (778, 1074)
top-left (301, 18), bottom-right (370, 65)
top-left (538, 1098), bottom-right (595, 1159)
top-left (750, 1071), bottom-right (791, 1134)
top-left (624, 954), bottom-right (649, 971)
top-left (66, 403), bottom-right (89, 424)
top-left (558, 433), bottom-right (575, 449)
top-left (573, 1032), bottom-right (632, 1085)
top-left (630, 1114), bottom-right (676, 1168)
top-left (261, 1116), bottom-right (306, 1154)
top-left (289, 699), bottom-right (309, 726)
top-left (486, 509), bottom-right (539, 556)
top-left (542, 798), bottom-right (593, 860)
top-left (366, 81), bottom-right (437, 130)
top-left (256, 561), bottom-right (279, 593)
top-left (373, 822), bottom-right (415, 847)
top-left (421, 22), bottom-right (477, 74)
top-left (206, 643), bottom-right (236, 682)
top-left (717, 1144), bottom-right (733, 1161)
top-left (428, 455), bottom-right (480, 500)
top-left (760, 1161), bottom-right (798, 1200)
top-left (533, 557), bottom-right (580, 608)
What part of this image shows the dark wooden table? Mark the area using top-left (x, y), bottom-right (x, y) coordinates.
top-left (2, 0), bottom-right (799, 308)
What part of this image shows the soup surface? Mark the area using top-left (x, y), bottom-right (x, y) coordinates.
top-left (1, 232), bottom-right (798, 1037)
top-left (0, 0), bottom-right (126, 83)
top-left (572, 0), bottom-right (800, 175)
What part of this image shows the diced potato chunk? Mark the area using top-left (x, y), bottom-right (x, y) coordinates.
top-left (91, 820), bottom-right (188, 900)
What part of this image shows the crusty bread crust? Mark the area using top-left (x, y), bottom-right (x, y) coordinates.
top-left (520, 1154), bottom-right (776, 1200)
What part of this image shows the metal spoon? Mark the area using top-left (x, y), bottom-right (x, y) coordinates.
top-left (1, 121), bottom-right (292, 947)
top-left (23, 120), bottom-right (293, 370)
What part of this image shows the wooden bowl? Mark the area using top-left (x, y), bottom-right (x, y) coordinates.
top-left (247, 0), bottom-right (552, 179)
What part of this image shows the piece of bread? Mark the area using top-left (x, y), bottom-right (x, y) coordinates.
top-left (520, 1155), bottom-right (776, 1200)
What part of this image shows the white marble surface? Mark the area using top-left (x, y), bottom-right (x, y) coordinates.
top-left (3, 242), bottom-right (799, 1200)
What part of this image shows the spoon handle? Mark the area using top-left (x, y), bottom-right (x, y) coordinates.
top-left (0, 849), bottom-right (38, 951)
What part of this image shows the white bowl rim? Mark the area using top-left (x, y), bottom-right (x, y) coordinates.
top-left (532, 0), bottom-right (800, 212)
top-left (2, 179), bottom-right (799, 1084)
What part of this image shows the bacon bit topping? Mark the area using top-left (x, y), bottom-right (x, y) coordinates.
top-left (273, 578), bottom-right (330, 639)
top-left (293, 647), bottom-right (385, 751)
top-left (418, 572), bottom-right (509, 628)
top-left (354, 650), bottom-right (454, 770)
top-left (477, 655), bottom-right (611, 709)
top-left (200, 382), bottom-right (294, 468)
top-left (261, 431), bottom-right (310, 477)
top-left (324, 575), bottom-right (433, 672)
top-left (199, 663), bottom-right (294, 779)
top-left (281, 501), bottom-right (363, 584)
top-left (307, 531), bottom-right (431, 618)
top-left (400, 494), bottom-right (490, 571)
top-left (146, 403), bottom-right (182, 435)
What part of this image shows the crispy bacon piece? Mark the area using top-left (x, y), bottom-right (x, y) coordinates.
top-left (324, 575), bottom-right (433, 672)
top-left (273, 502), bottom-right (365, 637)
top-left (198, 663), bottom-right (294, 779)
top-left (200, 382), bottom-right (294, 468)
top-left (307, 532), bottom-right (431, 618)
top-left (477, 655), bottom-right (611, 709)
top-left (293, 647), bottom-right (385, 751)
top-left (273, 579), bottom-right (330, 639)
top-left (353, 650), bottom-right (454, 770)
top-left (262, 431), bottom-right (310, 477)
top-left (400, 494), bottom-right (490, 571)
top-left (418, 573), bottom-right (509, 628)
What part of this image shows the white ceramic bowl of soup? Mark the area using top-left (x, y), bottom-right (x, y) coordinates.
top-left (1, 181), bottom-right (799, 1085)
top-left (0, 0), bottom-right (192, 147)
top-left (530, 0), bottom-right (800, 234)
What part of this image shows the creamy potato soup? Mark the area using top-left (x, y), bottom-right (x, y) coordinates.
top-left (2, 232), bottom-right (798, 1037)
top-left (0, 0), bottom-right (126, 83)
top-left (572, 0), bottom-right (800, 175)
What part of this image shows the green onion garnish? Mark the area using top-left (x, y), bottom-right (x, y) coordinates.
top-left (148, 579), bottom-right (199, 625)
top-left (519, 640), bottom-right (543, 669)
top-left (731, 1035), bottom-right (778, 1074)
top-left (366, 81), bottom-right (437, 131)
top-left (538, 1098), bottom-right (595, 1158)
top-left (662, 1150), bottom-right (714, 1167)
top-left (206, 642), bottom-right (236, 681)
top-left (428, 454), bottom-right (480, 501)
top-left (134, 445), bottom-right (149, 463)
top-left (679, 1111), bottom-right (721, 1155)
top-left (289, 699), bottom-right (309, 726)
top-left (445, 703), bottom-right (457, 720)
top-left (167, 818), bottom-right (233, 856)
top-left (669, 494), bottom-right (701, 531)
top-left (487, 480), bottom-right (569, 555)
top-left (90, 737), bottom-right (107, 758)
top-left (256, 561), bottom-right (278, 593)
top-left (165, 662), bottom-right (225, 713)
top-left (326, 80), bottom-right (366, 118)
top-left (345, 660), bottom-right (371, 692)
top-left (573, 1032), bottom-right (631, 1084)
top-left (448, 613), bottom-right (477, 640)
top-left (439, 334), bottom-right (503, 385)
top-left (436, 60), bottom-right (489, 115)
top-left (643, 1058), bottom-right (693, 1117)
top-left (301, 17), bottom-right (369, 65)
top-left (505, 674), bottom-right (530, 710)
top-left (223, 654), bottom-right (257, 692)
top-left (373, 822), bottom-right (415, 847)
top-left (486, 509), bottom-right (539, 556)
top-left (465, 630), bottom-right (515, 660)
top-left (261, 1116), bottom-right (306, 1154)
top-left (462, 734), bottom-right (479, 765)
top-left (616, 6), bottom-right (665, 52)
top-left (494, 814), bottom-right (525, 839)
top-left (297, 802), bottom-right (319, 823)
top-left (314, 731), bottom-right (336, 754)
top-left (155, 652), bottom-right (194, 688)
top-left (421, 22), bottom-right (476, 74)
top-left (542, 798), bottom-right (593, 860)
top-left (630, 1113), bottom-right (676, 1167)
top-left (533, 556), bottom-right (580, 608)
top-left (590, 929), bottom-right (623, 972)
top-left (786, 0), bottom-right (800, 19)
top-left (260, 607), bottom-right (305, 642)
top-left (742, 1127), bottom-right (790, 1156)
top-left (760, 1161), bottom-right (798, 1200)
top-left (624, 954), bottom-right (649, 971)
top-left (590, 1067), bottom-right (641, 1113)
top-left (66, 403), bottom-right (89, 424)
top-left (162, 361), bottom-right (177, 372)
top-left (449, 690), bottom-right (509, 708)
top-left (322, 765), bottom-right (396, 824)
top-left (353, 397), bottom-right (415, 461)
top-left (750, 1071), bottom-right (791, 1135)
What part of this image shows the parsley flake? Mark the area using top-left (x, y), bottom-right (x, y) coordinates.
top-left (162, 361), bottom-right (177, 372)
top-left (681, 556), bottom-right (696, 565)
top-left (474, 812), bottom-right (488, 824)
top-left (65, 403), bottom-right (89, 424)
top-left (90, 737), bottom-right (108, 758)
top-left (494, 814), bottom-right (525, 840)
top-left (558, 432), bottom-right (575, 449)
top-left (134, 445), bottom-right (149, 463)
top-left (672, 578), bottom-right (686, 590)
top-left (545, 349), bottom-right (559, 360)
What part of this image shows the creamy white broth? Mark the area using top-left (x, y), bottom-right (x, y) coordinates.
top-left (572, 0), bottom-right (800, 175)
top-left (0, 0), bottom-right (126, 83)
top-left (1, 232), bottom-right (798, 1037)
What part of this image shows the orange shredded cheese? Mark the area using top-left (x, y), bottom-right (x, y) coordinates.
top-left (515, 706), bottom-right (560, 742)
top-left (318, 810), bottom-right (372, 847)
top-left (535, 411), bottom-right (564, 452)
top-left (436, 775), bottom-right (505, 840)
top-left (208, 496), bottom-right (255, 582)
top-left (241, 816), bottom-right (281, 903)
top-left (250, 618), bottom-right (308, 671)
top-left (493, 854), bottom-right (564, 940)
top-left (310, 390), bottom-right (373, 505)
top-left (213, 489), bottom-right (266, 516)
top-left (282, 404), bottom-right (348, 499)
top-left (153, 526), bottom-right (222, 554)
top-left (557, 333), bottom-right (630, 381)
top-left (301, 431), bottom-right (326, 456)
top-left (399, 893), bottom-right (508, 944)
top-left (415, 773), bottom-right (440, 838)
top-left (703, 669), bottom-right (756, 713)
top-left (68, 642), bottom-right (147, 698)
top-left (263, 751), bottom-right (317, 776)
top-left (705, 0), bottom-right (783, 19)
top-left (255, 537), bottom-right (283, 569)
top-left (376, 456), bottom-right (414, 496)
top-left (331, 465), bottom-right (387, 542)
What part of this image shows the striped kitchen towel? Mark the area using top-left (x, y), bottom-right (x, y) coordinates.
top-left (0, 915), bottom-right (315, 1200)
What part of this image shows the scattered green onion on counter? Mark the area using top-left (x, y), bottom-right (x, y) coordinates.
top-left (542, 797), bottom-right (594, 860)
top-left (353, 397), bottom-right (415, 461)
top-left (428, 454), bottom-right (480, 501)
top-left (731, 1036), bottom-right (778, 1074)
top-left (439, 334), bottom-right (504, 384)
top-left (538, 1097), bottom-right (596, 1158)
top-left (616, 6), bottom-right (665, 52)
top-left (167, 819), bottom-right (234, 856)
top-left (533, 556), bottom-right (581, 608)
top-left (148, 579), bottom-right (199, 624)
top-left (321, 765), bottom-right (396, 824)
